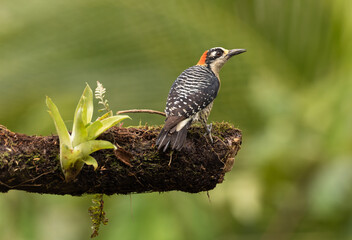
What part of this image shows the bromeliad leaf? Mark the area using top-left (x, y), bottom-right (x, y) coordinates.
top-left (72, 100), bottom-right (88, 147)
top-left (75, 84), bottom-right (94, 126)
top-left (86, 115), bottom-right (129, 140)
top-left (46, 96), bottom-right (71, 148)
top-left (86, 121), bottom-right (103, 140)
top-left (97, 111), bottom-right (113, 121)
top-left (74, 140), bottom-right (117, 157)
top-left (82, 156), bottom-right (98, 170)
top-left (93, 115), bottom-right (130, 137)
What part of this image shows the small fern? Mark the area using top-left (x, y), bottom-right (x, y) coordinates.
top-left (95, 81), bottom-right (111, 113)
top-left (88, 194), bottom-right (109, 238)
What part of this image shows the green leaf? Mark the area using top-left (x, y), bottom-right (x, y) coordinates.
top-left (71, 101), bottom-right (88, 147)
top-left (74, 140), bottom-right (116, 157)
top-left (93, 115), bottom-right (130, 138)
top-left (86, 121), bottom-right (103, 140)
top-left (46, 96), bottom-right (71, 148)
top-left (75, 84), bottom-right (94, 126)
top-left (59, 144), bottom-right (71, 168)
top-left (63, 159), bottom-right (85, 183)
top-left (97, 110), bottom-right (113, 121)
top-left (82, 156), bottom-right (98, 170)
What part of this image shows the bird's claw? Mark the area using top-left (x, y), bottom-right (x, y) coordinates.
top-left (204, 123), bottom-right (213, 143)
top-left (208, 133), bottom-right (213, 143)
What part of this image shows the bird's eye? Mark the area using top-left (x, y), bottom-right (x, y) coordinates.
top-left (216, 51), bottom-right (223, 57)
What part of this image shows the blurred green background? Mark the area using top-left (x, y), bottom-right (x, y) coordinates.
top-left (1, 0), bottom-right (352, 239)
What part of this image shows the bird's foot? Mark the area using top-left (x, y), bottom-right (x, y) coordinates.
top-left (204, 123), bottom-right (213, 143)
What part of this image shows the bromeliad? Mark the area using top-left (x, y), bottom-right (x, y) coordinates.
top-left (46, 84), bottom-right (129, 182)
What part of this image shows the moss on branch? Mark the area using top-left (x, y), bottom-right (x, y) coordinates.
top-left (0, 123), bottom-right (242, 196)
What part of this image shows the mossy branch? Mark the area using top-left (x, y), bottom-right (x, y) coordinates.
top-left (0, 123), bottom-right (241, 196)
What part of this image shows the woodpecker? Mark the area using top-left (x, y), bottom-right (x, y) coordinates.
top-left (156, 47), bottom-right (246, 152)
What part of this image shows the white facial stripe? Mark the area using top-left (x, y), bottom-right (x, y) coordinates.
top-left (211, 47), bottom-right (226, 52)
top-left (209, 51), bottom-right (218, 57)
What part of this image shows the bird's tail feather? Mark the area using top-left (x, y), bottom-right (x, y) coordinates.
top-left (156, 121), bottom-right (191, 152)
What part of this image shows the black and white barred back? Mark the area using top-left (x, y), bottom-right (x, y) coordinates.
top-left (156, 65), bottom-right (219, 151)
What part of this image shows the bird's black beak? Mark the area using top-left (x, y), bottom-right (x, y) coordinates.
top-left (226, 49), bottom-right (246, 58)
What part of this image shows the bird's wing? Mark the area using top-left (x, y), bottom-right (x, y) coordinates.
top-left (165, 65), bottom-right (219, 121)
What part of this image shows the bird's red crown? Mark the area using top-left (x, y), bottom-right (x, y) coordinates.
top-left (197, 50), bottom-right (209, 66)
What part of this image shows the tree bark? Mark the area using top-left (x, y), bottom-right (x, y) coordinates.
top-left (0, 123), bottom-right (242, 196)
